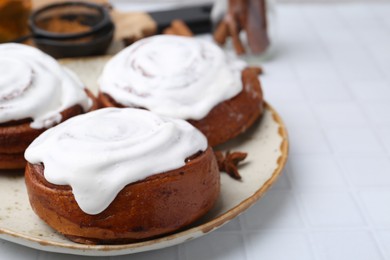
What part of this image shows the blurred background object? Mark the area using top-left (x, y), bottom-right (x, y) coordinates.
top-left (0, 0), bottom-right (32, 43)
top-left (106, 0), bottom-right (390, 10)
top-left (3, 0), bottom-right (384, 56)
top-left (32, 0), bottom-right (108, 9)
top-left (29, 1), bottom-right (114, 58)
top-left (108, 0), bottom-right (214, 12)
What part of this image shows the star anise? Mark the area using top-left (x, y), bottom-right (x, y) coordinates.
top-left (214, 150), bottom-right (248, 180)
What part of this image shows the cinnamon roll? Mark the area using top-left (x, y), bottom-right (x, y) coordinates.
top-left (98, 35), bottom-right (263, 146)
top-left (24, 108), bottom-right (220, 244)
top-left (0, 43), bottom-right (98, 170)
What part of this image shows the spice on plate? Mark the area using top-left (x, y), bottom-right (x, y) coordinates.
top-left (215, 150), bottom-right (248, 180)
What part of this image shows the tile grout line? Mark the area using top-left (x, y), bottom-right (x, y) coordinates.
top-left (177, 242), bottom-right (187, 260)
top-left (237, 216), bottom-right (250, 260)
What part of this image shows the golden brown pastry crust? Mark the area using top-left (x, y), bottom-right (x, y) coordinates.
top-left (25, 147), bottom-right (220, 244)
top-left (0, 89), bottom-right (99, 170)
top-left (98, 68), bottom-right (263, 147)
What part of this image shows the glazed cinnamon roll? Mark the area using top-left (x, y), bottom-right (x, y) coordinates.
top-left (0, 43), bottom-right (97, 170)
top-left (98, 35), bottom-right (263, 146)
top-left (25, 108), bottom-right (220, 244)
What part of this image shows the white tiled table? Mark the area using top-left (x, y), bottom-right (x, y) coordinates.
top-left (1, 2), bottom-right (390, 260)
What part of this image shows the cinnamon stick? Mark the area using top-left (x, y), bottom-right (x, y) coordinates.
top-left (212, 0), bottom-right (270, 55)
top-left (247, 66), bottom-right (263, 75)
top-left (245, 0), bottom-right (269, 54)
top-left (213, 21), bottom-right (228, 45)
top-left (226, 15), bottom-right (246, 55)
top-left (229, 0), bottom-right (248, 28)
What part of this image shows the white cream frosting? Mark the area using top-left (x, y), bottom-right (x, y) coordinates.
top-left (0, 43), bottom-right (92, 129)
top-left (25, 108), bottom-right (208, 215)
top-left (99, 35), bottom-right (246, 120)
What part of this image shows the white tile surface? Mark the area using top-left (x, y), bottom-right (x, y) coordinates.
top-left (2, 2), bottom-right (390, 259)
top-left (261, 60), bottom-right (296, 80)
top-left (339, 156), bottom-right (390, 187)
top-left (241, 191), bottom-right (304, 229)
top-left (273, 102), bottom-right (318, 129)
top-left (324, 127), bottom-right (384, 154)
top-left (377, 230), bottom-right (390, 260)
top-left (362, 102), bottom-right (390, 126)
top-left (367, 42), bottom-right (390, 63)
top-left (245, 231), bottom-right (315, 260)
top-left (288, 155), bottom-right (346, 190)
top-left (299, 79), bottom-right (351, 103)
top-left (298, 192), bottom-right (366, 227)
top-left (358, 191), bottom-right (390, 227)
top-left (38, 252), bottom-right (100, 260)
top-left (333, 58), bottom-right (383, 81)
top-left (113, 247), bottom-right (178, 260)
top-left (377, 126), bottom-right (390, 153)
top-left (311, 231), bottom-right (385, 260)
top-left (314, 102), bottom-right (367, 127)
top-left (0, 240), bottom-right (38, 260)
top-left (216, 217), bottom-right (242, 232)
top-left (261, 78), bottom-right (306, 102)
top-left (288, 127), bottom-right (332, 154)
top-left (183, 232), bottom-right (246, 260)
top-left (376, 60), bottom-right (390, 81)
top-left (326, 44), bottom-right (370, 64)
top-left (293, 61), bottom-right (339, 81)
top-left (269, 170), bottom-right (291, 191)
top-left (346, 80), bottom-right (390, 101)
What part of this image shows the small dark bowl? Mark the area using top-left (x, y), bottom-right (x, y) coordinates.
top-left (29, 1), bottom-right (114, 58)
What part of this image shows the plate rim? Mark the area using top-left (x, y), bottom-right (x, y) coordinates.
top-left (0, 101), bottom-right (289, 255)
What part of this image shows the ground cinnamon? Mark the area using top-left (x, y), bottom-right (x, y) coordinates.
top-left (35, 17), bottom-right (94, 43)
top-left (213, 21), bottom-right (228, 45)
top-left (36, 17), bottom-right (91, 34)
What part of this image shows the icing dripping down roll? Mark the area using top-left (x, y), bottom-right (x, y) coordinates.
top-left (99, 35), bottom-right (246, 120)
top-left (25, 108), bottom-right (208, 215)
top-left (0, 43), bottom-right (92, 129)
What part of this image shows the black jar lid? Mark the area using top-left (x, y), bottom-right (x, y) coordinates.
top-left (29, 1), bottom-right (112, 40)
top-left (27, 1), bottom-right (114, 58)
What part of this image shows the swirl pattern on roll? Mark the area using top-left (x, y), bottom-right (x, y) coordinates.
top-left (25, 108), bottom-right (208, 215)
top-left (99, 35), bottom-right (246, 120)
top-left (0, 43), bottom-right (92, 129)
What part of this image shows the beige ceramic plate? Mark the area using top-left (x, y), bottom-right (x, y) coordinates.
top-left (0, 57), bottom-right (288, 256)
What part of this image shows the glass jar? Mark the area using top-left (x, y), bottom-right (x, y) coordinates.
top-left (211, 0), bottom-right (276, 61)
top-left (0, 0), bottom-right (32, 43)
